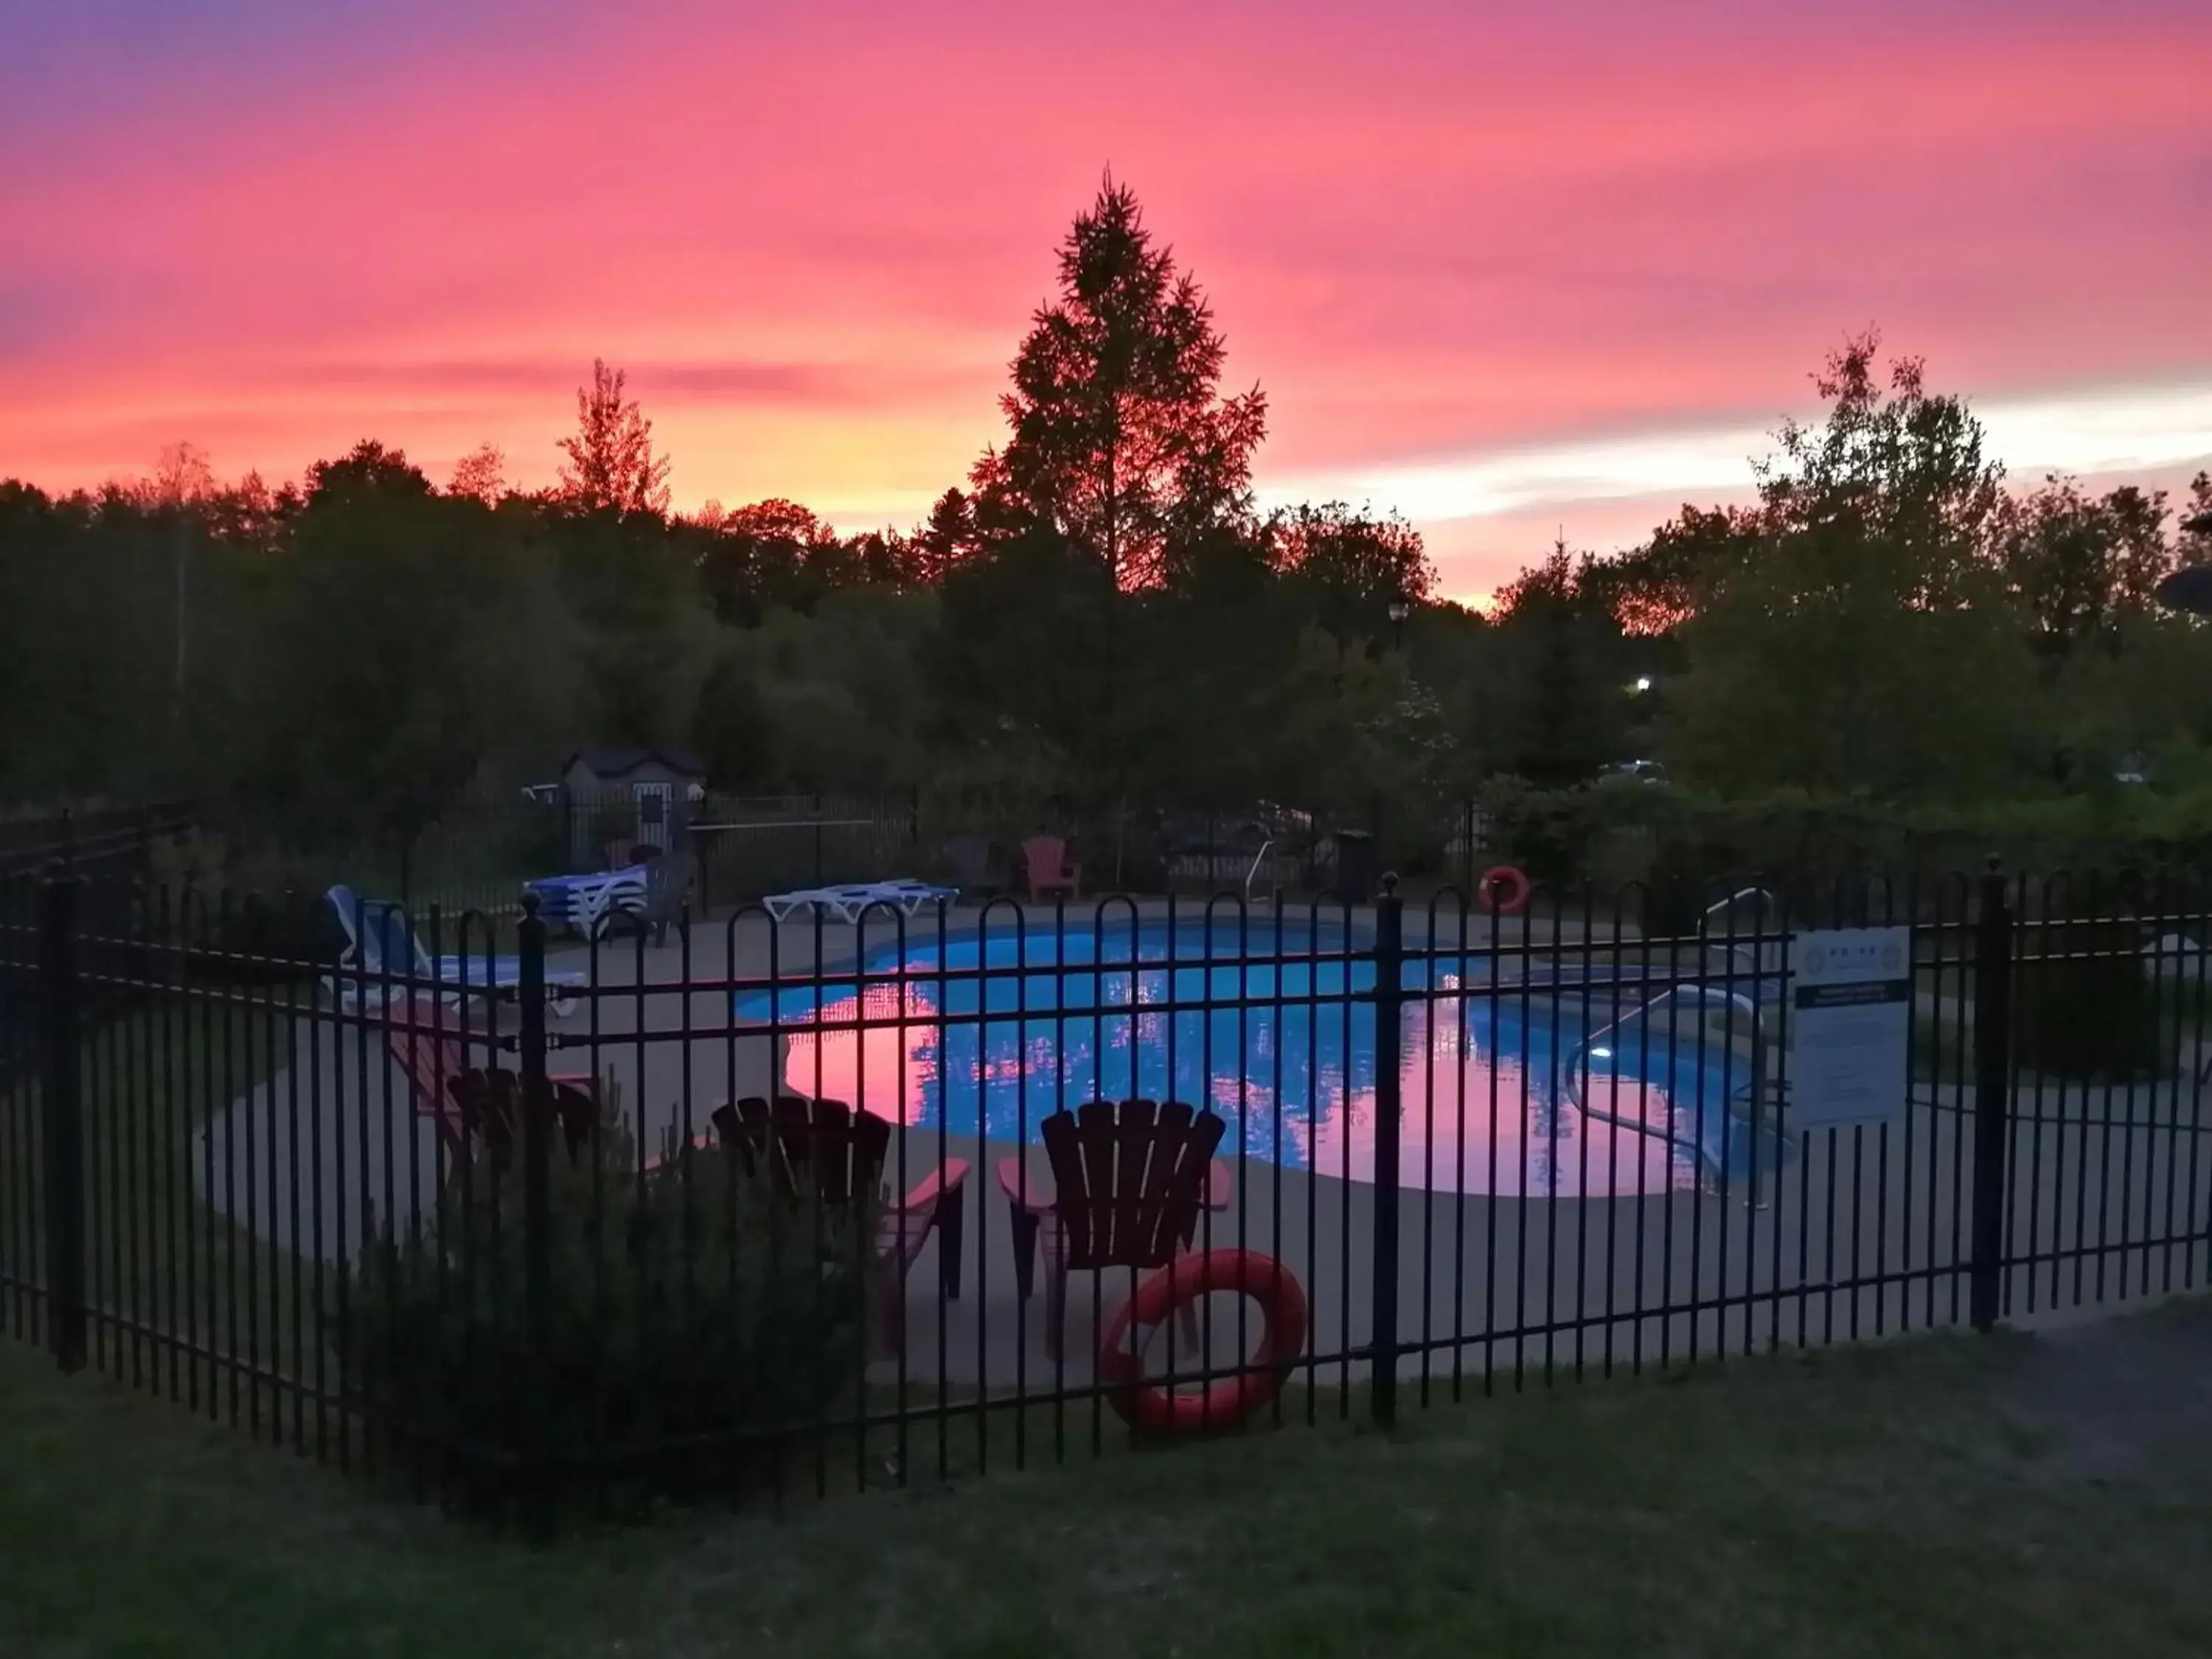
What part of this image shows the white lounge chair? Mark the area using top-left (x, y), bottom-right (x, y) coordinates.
top-left (761, 880), bottom-right (959, 925)
top-left (325, 886), bottom-right (584, 1012)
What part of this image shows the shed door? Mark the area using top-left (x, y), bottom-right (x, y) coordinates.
top-left (633, 782), bottom-right (672, 849)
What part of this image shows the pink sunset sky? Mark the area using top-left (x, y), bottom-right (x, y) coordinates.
top-left (4, 0), bottom-right (2209, 599)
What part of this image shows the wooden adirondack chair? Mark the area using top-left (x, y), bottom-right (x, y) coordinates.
top-left (996, 1099), bottom-right (1233, 1359)
top-left (709, 1095), bottom-right (971, 1354)
top-left (1020, 835), bottom-right (1081, 900)
top-left (444, 1065), bottom-right (600, 1167)
top-left (383, 998), bottom-right (597, 1158)
top-left (942, 834), bottom-right (1002, 896)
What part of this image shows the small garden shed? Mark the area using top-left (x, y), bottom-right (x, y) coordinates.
top-left (559, 748), bottom-right (706, 865)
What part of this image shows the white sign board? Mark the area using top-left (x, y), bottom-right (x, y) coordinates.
top-left (1789, 928), bottom-right (1911, 1127)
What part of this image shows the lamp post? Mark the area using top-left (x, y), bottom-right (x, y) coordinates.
top-left (1387, 597), bottom-right (1411, 653)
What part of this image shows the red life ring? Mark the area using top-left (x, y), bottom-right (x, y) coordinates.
top-left (1096, 1248), bottom-right (1309, 1434)
top-left (1478, 863), bottom-right (1532, 914)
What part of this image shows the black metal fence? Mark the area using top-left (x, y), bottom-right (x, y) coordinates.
top-left (0, 801), bottom-right (194, 883)
top-left (89, 790), bottom-right (1456, 929)
top-left (2, 858), bottom-right (2208, 1513)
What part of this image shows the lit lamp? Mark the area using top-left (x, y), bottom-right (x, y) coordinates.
top-left (1387, 597), bottom-right (1411, 652)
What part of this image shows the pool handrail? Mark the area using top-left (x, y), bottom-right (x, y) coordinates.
top-left (1562, 981), bottom-right (1786, 1194)
top-left (1243, 838), bottom-right (1276, 903)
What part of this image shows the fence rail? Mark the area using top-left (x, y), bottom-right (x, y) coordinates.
top-left (2, 855), bottom-right (2208, 1514)
top-left (0, 801), bottom-right (193, 879)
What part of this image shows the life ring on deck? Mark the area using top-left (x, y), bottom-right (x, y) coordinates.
top-left (1478, 864), bottom-right (1531, 914)
top-left (1097, 1248), bottom-right (1309, 1434)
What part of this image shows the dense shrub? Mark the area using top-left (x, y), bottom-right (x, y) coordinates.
top-left (1476, 774), bottom-right (1607, 886)
top-left (1476, 777), bottom-right (2212, 896)
top-left (1638, 830), bottom-right (1713, 939)
top-left (2013, 912), bottom-right (2165, 1082)
top-left (334, 1091), bottom-right (873, 1511)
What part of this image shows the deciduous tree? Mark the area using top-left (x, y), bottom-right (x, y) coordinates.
top-left (1668, 336), bottom-right (2037, 798)
top-left (1999, 477), bottom-right (2173, 667)
top-left (448, 443), bottom-right (507, 505)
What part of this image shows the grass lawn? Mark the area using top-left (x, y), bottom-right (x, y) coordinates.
top-left (4, 1299), bottom-right (2211, 1658)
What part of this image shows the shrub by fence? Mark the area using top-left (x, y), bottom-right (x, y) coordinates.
top-left (337, 1082), bottom-right (872, 1509)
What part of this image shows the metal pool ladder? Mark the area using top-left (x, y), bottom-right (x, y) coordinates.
top-left (1562, 982), bottom-right (1786, 1203)
top-left (1244, 838), bottom-right (1275, 903)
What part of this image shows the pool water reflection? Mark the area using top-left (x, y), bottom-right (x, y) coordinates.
top-left (736, 925), bottom-right (1778, 1197)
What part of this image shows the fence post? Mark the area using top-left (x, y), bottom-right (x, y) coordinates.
top-left (909, 783), bottom-right (922, 851)
top-left (516, 894), bottom-right (554, 1501)
top-left (812, 791), bottom-right (825, 886)
top-left (1969, 860), bottom-right (2014, 1333)
top-left (40, 863), bottom-right (88, 1373)
top-left (1370, 873), bottom-right (1404, 1427)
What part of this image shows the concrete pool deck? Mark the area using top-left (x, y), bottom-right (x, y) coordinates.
top-left (196, 902), bottom-right (2212, 1392)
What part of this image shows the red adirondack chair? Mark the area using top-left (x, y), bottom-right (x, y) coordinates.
top-left (996, 1099), bottom-right (1233, 1359)
top-left (1020, 835), bottom-right (1081, 900)
top-left (442, 1065), bottom-right (601, 1167)
top-left (384, 998), bottom-right (597, 1157)
top-left (710, 1095), bottom-right (970, 1354)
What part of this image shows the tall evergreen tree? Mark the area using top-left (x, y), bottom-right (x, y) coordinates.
top-left (973, 179), bottom-right (1266, 589)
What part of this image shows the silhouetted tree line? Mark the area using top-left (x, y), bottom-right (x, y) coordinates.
top-left (5, 181), bottom-right (2211, 866)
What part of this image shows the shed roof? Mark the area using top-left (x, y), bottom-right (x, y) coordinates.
top-left (563, 747), bottom-right (707, 780)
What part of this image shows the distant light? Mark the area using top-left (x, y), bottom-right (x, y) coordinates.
top-left (1632, 676), bottom-right (1653, 693)
top-left (1387, 599), bottom-right (1412, 624)
top-left (1588, 1045), bottom-right (1613, 1060)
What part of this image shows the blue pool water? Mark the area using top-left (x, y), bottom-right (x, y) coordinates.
top-left (736, 923), bottom-right (1783, 1197)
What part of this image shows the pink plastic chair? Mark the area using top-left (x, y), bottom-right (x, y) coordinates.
top-left (1021, 835), bottom-right (1081, 900)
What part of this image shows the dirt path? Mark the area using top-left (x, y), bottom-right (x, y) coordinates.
top-left (1996, 1297), bottom-right (2212, 1490)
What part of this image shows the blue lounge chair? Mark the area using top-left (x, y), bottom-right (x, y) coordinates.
top-left (325, 886), bottom-right (583, 1012)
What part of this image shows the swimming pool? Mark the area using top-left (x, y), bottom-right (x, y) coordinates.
top-left (736, 922), bottom-right (1784, 1197)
